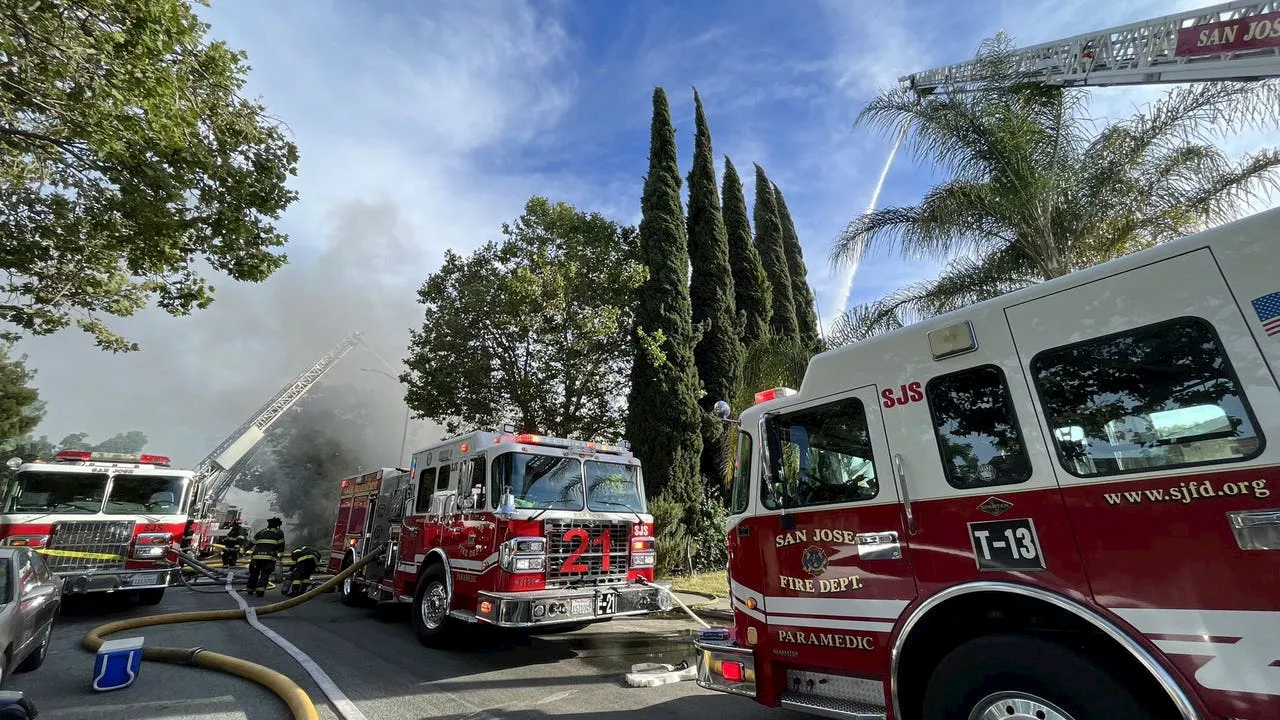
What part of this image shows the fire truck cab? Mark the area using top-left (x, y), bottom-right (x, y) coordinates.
top-left (696, 207), bottom-right (1280, 719)
top-left (332, 429), bottom-right (672, 645)
top-left (1, 450), bottom-right (192, 604)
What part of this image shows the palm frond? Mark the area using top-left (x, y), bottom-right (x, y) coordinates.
top-left (734, 334), bottom-right (818, 411)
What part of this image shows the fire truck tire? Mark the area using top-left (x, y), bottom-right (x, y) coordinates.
top-left (339, 557), bottom-right (367, 607)
top-left (137, 587), bottom-right (166, 605)
top-left (920, 633), bottom-right (1164, 720)
top-left (411, 565), bottom-right (454, 646)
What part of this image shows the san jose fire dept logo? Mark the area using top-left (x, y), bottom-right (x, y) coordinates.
top-left (801, 545), bottom-right (829, 576)
top-left (459, 530), bottom-right (482, 558)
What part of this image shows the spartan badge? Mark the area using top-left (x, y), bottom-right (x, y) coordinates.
top-left (978, 496), bottom-right (1013, 517)
top-left (801, 545), bottom-right (829, 576)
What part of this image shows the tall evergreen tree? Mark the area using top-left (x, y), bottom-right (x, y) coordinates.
top-left (625, 88), bottom-right (703, 507)
top-left (722, 157), bottom-right (771, 344)
top-left (753, 164), bottom-right (799, 341)
top-left (773, 184), bottom-right (821, 348)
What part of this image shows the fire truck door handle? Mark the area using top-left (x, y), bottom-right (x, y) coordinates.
top-left (893, 453), bottom-right (918, 535)
top-left (1227, 509), bottom-right (1280, 550)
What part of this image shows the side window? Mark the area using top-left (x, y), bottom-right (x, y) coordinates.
top-left (1031, 316), bottom-right (1263, 477)
top-left (415, 468), bottom-right (437, 513)
top-left (730, 431), bottom-right (753, 515)
top-left (29, 551), bottom-right (51, 583)
top-left (762, 396), bottom-right (879, 510)
top-left (927, 365), bottom-right (1032, 489)
top-left (469, 457), bottom-right (487, 508)
top-left (437, 465), bottom-right (452, 491)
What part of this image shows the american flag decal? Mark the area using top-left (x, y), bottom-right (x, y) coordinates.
top-left (1252, 291), bottom-right (1280, 337)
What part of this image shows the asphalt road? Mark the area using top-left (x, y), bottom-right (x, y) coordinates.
top-left (13, 583), bottom-right (808, 720)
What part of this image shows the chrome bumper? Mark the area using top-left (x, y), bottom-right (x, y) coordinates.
top-left (58, 567), bottom-right (175, 594)
top-left (695, 640), bottom-right (758, 698)
top-left (475, 582), bottom-right (673, 627)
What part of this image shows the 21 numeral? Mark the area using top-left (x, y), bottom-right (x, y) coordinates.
top-left (559, 529), bottom-right (613, 573)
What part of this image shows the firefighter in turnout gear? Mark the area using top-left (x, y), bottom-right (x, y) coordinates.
top-left (247, 517), bottom-right (285, 597)
top-left (222, 518), bottom-right (249, 568)
top-left (283, 545), bottom-right (322, 597)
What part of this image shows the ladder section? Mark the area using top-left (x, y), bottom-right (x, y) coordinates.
top-left (902, 1), bottom-right (1280, 94)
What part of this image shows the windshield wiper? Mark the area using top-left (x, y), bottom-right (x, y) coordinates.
top-left (589, 499), bottom-right (643, 524)
top-left (528, 501), bottom-right (569, 522)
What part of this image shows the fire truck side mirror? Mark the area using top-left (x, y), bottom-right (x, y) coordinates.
top-left (4, 457), bottom-right (20, 470)
top-left (712, 400), bottom-right (734, 423)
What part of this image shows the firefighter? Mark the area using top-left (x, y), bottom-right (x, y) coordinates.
top-left (222, 518), bottom-right (249, 568)
top-left (246, 517), bottom-right (285, 597)
top-left (283, 544), bottom-right (322, 597)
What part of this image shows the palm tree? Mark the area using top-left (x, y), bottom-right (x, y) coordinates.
top-left (829, 33), bottom-right (1280, 345)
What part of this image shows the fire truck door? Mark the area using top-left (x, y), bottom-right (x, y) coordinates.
top-left (1005, 248), bottom-right (1280, 708)
top-left (754, 384), bottom-right (918, 676)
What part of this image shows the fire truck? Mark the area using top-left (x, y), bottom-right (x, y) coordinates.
top-left (330, 428), bottom-right (673, 644)
top-left (0, 451), bottom-right (192, 604)
top-left (694, 201), bottom-right (1280, 719)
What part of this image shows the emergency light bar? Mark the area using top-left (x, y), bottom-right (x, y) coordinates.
top-left (754, 387), bottom-right (797, 405)
top-left (511, 434), bottom-right (630, 455)
top-left (55, 450), bottom-right (172, 467)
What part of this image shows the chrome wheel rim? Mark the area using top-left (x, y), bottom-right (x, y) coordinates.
top-left (420, 581), bottom-right (448, 629)
top-left (969, 691), bottom-right (1074, 720)
top-left (343, 576), bottom-right (352, 596)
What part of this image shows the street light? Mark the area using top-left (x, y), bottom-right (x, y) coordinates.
top-left (360, 367), bottom-right (411, 468)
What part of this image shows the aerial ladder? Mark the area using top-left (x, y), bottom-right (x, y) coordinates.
top-left (183, 330), bottom-right (365, 550)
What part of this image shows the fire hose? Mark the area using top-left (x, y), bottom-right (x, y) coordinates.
top-left (82, 545), bottom-right (386, 720)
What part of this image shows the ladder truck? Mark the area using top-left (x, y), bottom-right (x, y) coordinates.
top-left (695, 3), bottom-right (1280, 720)
top-left (183, 331), bottom-right (365, 556)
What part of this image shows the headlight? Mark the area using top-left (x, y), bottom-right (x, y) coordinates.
top-left (515, 539), bottom-right (545, 554)
top-left (513, 557), bottom-right (545, 572)
top-left (132, 532), bottom-right (172, 559)
top-left (500, 536), bottom-right (547, 573)
top-left (2, 535), bottom-right (48, 548)
top-left (132, 545), bottom-right (167, 559)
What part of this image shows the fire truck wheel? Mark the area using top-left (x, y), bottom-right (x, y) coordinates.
top-left (339, 558), bottom-right (367, 607)
top-left (920, 633), bottom-right (1163, 720)
top-left (411, 565), bottom-right (453, 646)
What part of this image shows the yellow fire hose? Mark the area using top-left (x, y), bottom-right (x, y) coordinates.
top-left (83, 547), bottom-right (385, 720)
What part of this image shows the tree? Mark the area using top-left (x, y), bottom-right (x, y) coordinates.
top-left (829, 33), bottom-right (1280, 344)
top-left (0, 0), bottom-right (300, 352)
top-left (403, 196), bottom-right (643, 439)
top-left (773, 184), bottom-right (821, 349)
top-left (722, 157), bottom-right (771, 345)
top-left (625, 87), bottom-right (703, 506)
top-left (47, 431), bottom-right (148, 453)
top-left (753, 164), bottom-right (798, 341)
top-left (0, 342), bottom-right (42, 445)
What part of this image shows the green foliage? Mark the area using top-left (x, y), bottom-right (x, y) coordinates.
top-left (403, 196), bottom-right (643, 439)
top-left (829, 33), bottom-right (1280, 344)
top-left (0, 0), bottom-right (300, 352)
top-left (651, 484), bottom-right (728, 576)
top-left (626, 88), bottom-right (703, 502)
top-left (0, 342), bottom-right (42, 445)
top-left (722, 157), bottom-right (771, 345)
top-left (773, 185), bottom-right (820, 350)
top-left (752, 164), bottom-right (798, 341)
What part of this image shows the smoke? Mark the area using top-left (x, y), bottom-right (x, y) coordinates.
top-left (12, 199), bottom-right (448, 520)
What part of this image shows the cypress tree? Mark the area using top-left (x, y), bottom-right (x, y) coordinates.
top-left (686, 89), bottom-right (743, 414)
top-left (753, 163), bottom-right (799, 341)
top-left (773, 184), bottom-right (821, 348)
top-left (625, 87), bottom-right (703, 507)
top-left (721, 157), bottom-right (771, 345)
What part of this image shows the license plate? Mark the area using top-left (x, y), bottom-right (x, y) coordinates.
top-left (570, 597), bottom-right (593, 616)
top-left (595, 592), bottom-right (618, 616)
top-left (128, 573), bottom-right (158, 586)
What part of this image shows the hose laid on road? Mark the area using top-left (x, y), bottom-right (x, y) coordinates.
top-left (83, 546), bottom-right (386, 720)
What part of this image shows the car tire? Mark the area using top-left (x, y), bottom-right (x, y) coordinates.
top-left (137, 587), bottom-right (166, 605)
top-left (15, 623), bottom-right (51, 673)
top-left (411, 564), bottom-right (453, 647)
top-left (920, 633), bottom-right (1166, 720)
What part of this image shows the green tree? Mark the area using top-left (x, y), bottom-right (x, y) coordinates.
top-left (829, 34), bottom-right (1280, 343)
top-left (625, 87), bottom-right (703, 506)
top-left (0, 342), bottom-right (42, 445)
top-left (0, 0), bottom-right (300, 352)
top-left (773, 185), bottom-right (820, 349)
top-left (403, 196), bottom-right (643, 439)
top-left (753, 164), bottom-right (798, 341)
top-left (722, 157), bottom-right (771, 345)
top-left (49, 431), bottom-right (148, 453)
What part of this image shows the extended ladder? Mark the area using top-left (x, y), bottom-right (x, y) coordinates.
top-left (902, 1), bottom-right (1280, 94)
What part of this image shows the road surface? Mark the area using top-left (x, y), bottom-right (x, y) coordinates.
top-left (15, 585), bottom-right (806, 720)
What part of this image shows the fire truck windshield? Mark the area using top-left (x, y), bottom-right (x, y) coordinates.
top-left (6, 471), bottom-right (106, 514)
top-left (103, 474), bottom-right (187, 515)
top-left (585, 461), bottom-right (646, 513)
top-left (494, 453), bottom-right (585, 510)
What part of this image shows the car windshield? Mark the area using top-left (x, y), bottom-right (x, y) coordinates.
top-left (6, 471), bottom-right (105, 514)
top-left (491, 452), bottom-right (584, 510)
top-left (585, 461), bottom-right (646, 513)
top-left (104, 474), bottom-right (187, 515)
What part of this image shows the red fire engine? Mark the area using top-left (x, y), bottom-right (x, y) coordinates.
top-left (695, 206), bottom-right (1280, 719)
top-left (0, 451), bottom-right (192, 604)
top-left (329, 428), bottom-right (673, 643)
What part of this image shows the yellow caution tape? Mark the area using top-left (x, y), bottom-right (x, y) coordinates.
top-left (34, 548), bottom-right (124, 561)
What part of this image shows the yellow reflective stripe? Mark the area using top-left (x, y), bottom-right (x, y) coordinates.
top-left (35, 548), bottom-right (124, 561)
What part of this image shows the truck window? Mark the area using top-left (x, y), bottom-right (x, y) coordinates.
top-left (491, 452), bottom-right (584, 510)
top-left (927, 364), bottom-right (1032, 490)
top-left (1030, 316), bottom-right (1263, 477)
top-left (7, 471), bottom-right (105, 514)
top-left (436, 465), bottom-right (452, 491)
top-left (585, 461), bottom-right (646, 513)
top-left (104, 474), bottom-right (187, 515)
top-left (762, 397), bottom-right (878, 510)
top-left (416, 468), bottom-right (437, 513)
top-left (730, 431), bottom-right (752, 514)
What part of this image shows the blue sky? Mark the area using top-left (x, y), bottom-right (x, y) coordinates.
top-left (16, 0), bottom-right (1280, 470)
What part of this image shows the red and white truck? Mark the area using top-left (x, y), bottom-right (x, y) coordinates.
top-left (1, 450), bottom-right (192, 604)
top-left (329, 429), bottom-right (673, 643)
top-left (695, 206), bottom-right (1280, 719)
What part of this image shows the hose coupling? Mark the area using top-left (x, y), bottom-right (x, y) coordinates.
top-left (185, 647), bottom-right (205, 666)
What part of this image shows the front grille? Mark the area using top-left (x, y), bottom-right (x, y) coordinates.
top-left (47, 520), bottom-right (135, 572)
top-left (544, 519), bottom-right (631, 589)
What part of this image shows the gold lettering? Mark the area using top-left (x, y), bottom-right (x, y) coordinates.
top-left (779, 575), bottom-right (815, 592)
top-left (775, 530), bottom-right (809, 548)
top-left (776, 630), bottom-right (874, 651)
top-left (1198, 29), bottom-right (1211, 47)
